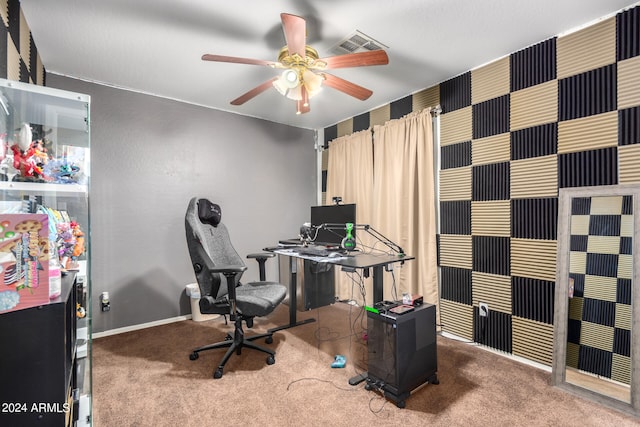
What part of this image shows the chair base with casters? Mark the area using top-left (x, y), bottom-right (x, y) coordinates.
top-left (189, 313), bottom-right (276, 379)
top-left (188, 268), bottom-right (283, 379)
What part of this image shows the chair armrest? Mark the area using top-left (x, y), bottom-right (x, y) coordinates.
top-left (246, 253), bottom-right (275, 281)
top-left (210, 265), bottom-right (248, 274)
top-left (247, 253), bottom-right (275, 260)
top-left (209, 265), bottom-right (247, 320)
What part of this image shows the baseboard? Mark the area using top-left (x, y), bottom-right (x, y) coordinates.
top-left (93, 314), bottom-right (192, 339)
top-left (439, 331), bottom-right (551, 373)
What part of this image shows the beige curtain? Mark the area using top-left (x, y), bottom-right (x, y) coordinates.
top-left (372, 109), bottom-right (438, 310)
top-left (325, 130), bottom-right (374, 300)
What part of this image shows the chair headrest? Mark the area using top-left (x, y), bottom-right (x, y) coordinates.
top-left (198, 198), bottom-right (222, 227)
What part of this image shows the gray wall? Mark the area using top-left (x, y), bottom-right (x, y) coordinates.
top-left (47, 75), bottom-right (317, 333)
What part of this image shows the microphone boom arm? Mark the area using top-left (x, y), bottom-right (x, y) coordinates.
top-left (320, 223), bottom-right (404, 256)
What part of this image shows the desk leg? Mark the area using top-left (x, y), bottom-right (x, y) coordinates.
top-left (372, 265), bottom-right (384, 304)
top-left (349, 264), bottom-right (385, 386)
top-left (268, 257), bottom-right (315, 333)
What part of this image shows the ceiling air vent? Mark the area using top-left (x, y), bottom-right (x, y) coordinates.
top-left (330, 30), bottom-right (388, 55)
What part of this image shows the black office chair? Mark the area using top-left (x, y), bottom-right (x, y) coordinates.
top-left (185, 197), bottom-right (287, 378)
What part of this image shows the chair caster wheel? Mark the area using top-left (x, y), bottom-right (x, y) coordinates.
top-left (265, 336), bottom-right (273, 344)
top-left (189, 352), bottom-right (199, 361)
top-left (225, 334), bottom-right (232, 341)
top-left (214, 368), bottom-right (223, 379)
top-left (364, 383), bottom-right (372, 391)
top-left (266, 355), bottom-right (275, 365)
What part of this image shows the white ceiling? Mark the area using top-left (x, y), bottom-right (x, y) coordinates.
top-left (19, 0), bottom-right (639, 130)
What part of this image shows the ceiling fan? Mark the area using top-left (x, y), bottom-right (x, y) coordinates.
top-left (201, 13), bottom-right (389, 115)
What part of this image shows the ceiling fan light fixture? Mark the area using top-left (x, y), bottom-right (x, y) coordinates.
top-left (285, 84), bottom-right (302, 101)
top-left (302, 69), bottom-right (323, 99)
top-left (273, 68), bottom-right (302, 97)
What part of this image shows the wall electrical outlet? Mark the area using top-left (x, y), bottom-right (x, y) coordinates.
top-left (479, 302), bottom-right (489, 317)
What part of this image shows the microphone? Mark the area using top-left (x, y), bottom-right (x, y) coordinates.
top-left (299, 222), bottom-right (316, 245)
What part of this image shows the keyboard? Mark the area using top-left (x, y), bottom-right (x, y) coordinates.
top-left (299, 246), bottom-right (331, 257)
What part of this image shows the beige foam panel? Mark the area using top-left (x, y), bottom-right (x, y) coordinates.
top-left (586, 236), bottom-right (622, 254)
top-left (439, 234), bottom-right (472, 269)
top-left (557, 111), bottom-right (617, 154)
top-left (439, 166), bottom-right (471, 201)
top-left (580, 321), bottom-right (614, 352)
top-left (337, 118), bottom-right (354, 138)
top-left (570, 215), bottom-right (590, 235)
top-left (616, 303), bottom-right (632, 330)
top-left (35, 54), bottom-right (44, 85)
top-left (471, 200), bottom-right (510, 236)
top-left (619, 144), bottom-right (640, 184)
top-left (618, 55), bottom-right (640, 109)
top-left (569, 250), bottom-right (587, 274)
top-left (566, 342), bottom-right (580, 368)
top-left (440, 106), bottom-right (472, 146)
top-left (583, 274), bottom-right (617, 302)
top-left (568, 296), bottom-right (583, 321)
top-left (557, 17), bottom-right (616, 79)
top-left (472, 132), bottom-right (510, 165)
top-left (7, 37), bottom-right (20, 82)
top-left (472, 56), bottom-right (510, 104)
top-left (621, 214), bottom-right (633, 238)
top-left (512, 317), bottom-right (554, 366)
top-left (591, 195), bottom-right (623, 214)
top-left (618, 254), bottom-right (633, 280)
top-left (413, 86), bottom-right (440, 112)
top-left (510, 155), bottom-right (558, 198)
top-left (472, 271), bottom-right (511, 314)
top-left (440, 299), bottom-right (473, 341)
top-left (369, 104), bottom-right (391, 127)
top-left (611, 353), bottom-right (631, 385)
top-left (0, 0), bottom-right (7, 28)
top-left (19, 8), bottom-right (30, 73)
top-left (510, 80), bottom-right (558, 132)
top-left (511, 238), bottom-right (557, 282)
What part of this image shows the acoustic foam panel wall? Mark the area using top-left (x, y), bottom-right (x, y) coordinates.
top-left (440, 72), bottom-right (471, 113)
top-left (441, 141), bottom-right (471, 169)
top-left (440, 266), bottom-right (472, 305)
top-left (322, 5), bottom-right (640, 369)
top-left (511, 123), bottom-right (557, 160)
top-left (439, 200), bottom-right (471, 234)
top-left (616, 6), bottom-right (640, 61)
top-left (510, 38), bottom-right (556, 91)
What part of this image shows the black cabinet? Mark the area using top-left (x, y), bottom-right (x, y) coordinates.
top-left (366, 303), bottom-right (438, 407)
top-left (0, 273), bottom-right (78, 426)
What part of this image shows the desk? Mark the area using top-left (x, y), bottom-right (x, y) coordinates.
top-left (266, 246), bottom-right (414, 334)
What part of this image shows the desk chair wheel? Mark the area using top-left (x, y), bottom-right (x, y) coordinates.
top-left (225, 333), bottom-right (233, 341)
top-left (265, 336), bottom-right (273, 344)
top-left (214, 368), bottom-right (223, 379)
top-left (266, 355), bottom-right (275, 365)
top-left (189, 352), bottom-right (199, 361)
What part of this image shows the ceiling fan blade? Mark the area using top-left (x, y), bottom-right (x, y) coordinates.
top-left (296, 99), bottom-right (311, 114)
top-left (322, 73), bottom-right (373, 101)
top-left (202, 54), bottom-right (278, 67)
top-left (281, 13), bottom-right (306, 58)
top-left (318, 50), bottom-right (389, 69)
top-left (296, 86), bottom-right (311, 114)
top-left (230, 77), bottom-right (278, 105)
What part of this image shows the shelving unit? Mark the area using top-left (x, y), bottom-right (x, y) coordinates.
top-left (0, 79), bottom-right (91, 426)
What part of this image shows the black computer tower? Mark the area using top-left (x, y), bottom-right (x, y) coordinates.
top-left (366, 303), bottom-right (438, 407)
top-left (278, 255), bottom-right (336, 311)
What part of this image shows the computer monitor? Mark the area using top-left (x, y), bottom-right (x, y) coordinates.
top-left (310, 203), bottom-right (356, 246)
